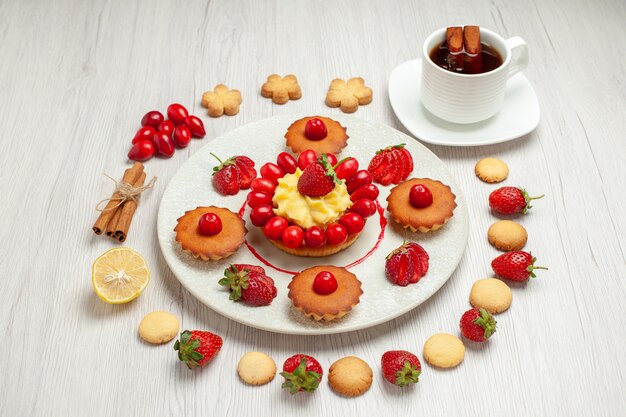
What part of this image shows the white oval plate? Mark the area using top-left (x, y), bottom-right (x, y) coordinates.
top-left (389, 58), bottom-right (540, 146)
top-left (157, 114), bottom-right (468, 335)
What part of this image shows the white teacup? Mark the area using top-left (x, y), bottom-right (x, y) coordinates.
top-left (421, 27), bottom-right (528, 124)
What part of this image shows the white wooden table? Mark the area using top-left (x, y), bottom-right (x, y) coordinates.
top-left (1, 0), bottom-right (625, 415)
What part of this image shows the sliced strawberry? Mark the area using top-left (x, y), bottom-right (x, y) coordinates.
top-left (390, 149), bottom-right (405, 184)
top-left (407, 243), bottom-right (429, 277)
top-left (235, 160), bottom-right (256, 189)
top-left (377, 152), bottom-right (395, 185)
top-left (393, 148), bottom-right (410, 182)
top-left (368, 152), bottom-right (388, 183)
top-left (233, 264), bottom-right (266, 275)
top-left (235, 155), bottom-right (255, 170)
top-left (400, 147), bottom-right (414, 179)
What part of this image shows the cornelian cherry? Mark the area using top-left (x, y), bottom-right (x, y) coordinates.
top-left (305, 118), bottom-right (328, 141)
top-left (263, 216), bottom-right (288, 240)
top-left (339, 212), bottom-right (365, 234)
top-left (297, 150), bottom-right (317, 170)
top-left (172, 125), bottom-right (191, 148)
top-left (260, 163), bottom-right (284, 185)
top-left (158, 120), bottom-right (175, 137)
top-left (184, 115), bottom-right (206, 138)
top-left (304, 226), bottom-right (326, 248)
top-left (282, 225), bottom-right (304, 248)
top-left (251, 178), bottom-right (276, 194)
top-left (326, 224), bottom-right (348, 245)
top-left (276, 152), bottom-right (298, 175)
top-left (312, 271), bottom-right (338, 295)
top-left (153, 132), bottom-right (175, 158)
top-left (141, 110), bottom-right (164, 128)
top-left (346, 170), bottom-right (373, 193)
top-left (350, 198), bottom-right (377, 218)
top-left (132, 126), bottom-right (156, 144)
top-left (247, 191), bottom-right (273, 208)
top-left (350, 184), bottom-right (379, 202)
top-left (198, 213), bottom-right (222, 236)
top-left (249, 204), bottom-right (275, 227)
top-left (325, 153), bottom-right (338, 166)
top-left (335, 157), bottom-right (359, 181)
top-left (167, 103), bottom-right (188, 125)
top-left (128, 140), bottom-right (155, 161)
top-left (409, 184), bottom-right (433, 208)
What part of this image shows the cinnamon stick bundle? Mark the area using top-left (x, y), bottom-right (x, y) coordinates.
top-left (92, 162), bottom-right (151, 242)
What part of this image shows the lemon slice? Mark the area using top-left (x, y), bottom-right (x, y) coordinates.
top-left (92, 247), bottom-right (150, 304)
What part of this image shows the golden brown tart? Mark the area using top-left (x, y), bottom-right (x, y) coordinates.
top-left (386, 178), bottom-right (456, 232)
top-left (284, 116), bottom-right (349, 155)
top-left (174, 206), bottom-right (247, 261)
top-left (287, 265), bottom-right (363, 321)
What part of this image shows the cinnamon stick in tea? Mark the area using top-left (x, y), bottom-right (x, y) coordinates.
top-left (92, 162), bottom-right (144, 235)
top-left (463, 26), bottom-right (484, 73)
top-left (446, 26), bottom-right (464, 71)
top-left (114, 171), bottom-right (146, 242)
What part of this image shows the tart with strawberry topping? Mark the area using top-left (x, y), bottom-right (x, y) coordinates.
top-left (247, 151), bottom-right (378, 257)
top-left (174, 206), bottom-right (247, 261)
top-left (285, 116), bottom-right (349, 155)
top-left (386, 178), bottom-right (456, 233)
top-left (287, 265), bottom-right (363, 321)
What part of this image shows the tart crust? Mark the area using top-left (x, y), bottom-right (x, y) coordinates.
top-left (284, 116), bottom-right (349, 155)
top-left (288, 265), bottom-right (363, 321)
top-left (174, 206), bottom-right (247, 261)
top-left (386, 178), bottom-right (456, 232)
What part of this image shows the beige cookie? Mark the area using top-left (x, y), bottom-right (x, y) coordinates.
top-left (201, 84), bottom-right (242, 117)
top-left (475, 158), bottom-right (509, 183)
top-left (423, 333), bottom-right (465, 368)
top-left (470, 278), bottom-right (513, 313)
top-left (237, 352), bottom-right (277, 385)
top-left (488, 220), bottom-right (528, 251)
top-left (261, 74), bottom-right (302, 104)
top-left (325, 77), bottom-right (373, 113)
top-left (328, 356), bottom-right (373, 397)
top-left (138, 311), bottom-right (179, 344)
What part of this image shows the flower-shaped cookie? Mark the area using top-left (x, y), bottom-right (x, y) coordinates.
top-left (201, 84), bottom-right (242, 117)
top-left (325, 77), bottom-right (373, 113)
top-left (261, 74), bottom-right (302, 105)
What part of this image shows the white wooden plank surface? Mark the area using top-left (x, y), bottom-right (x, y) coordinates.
top-left (1, 0), bottom-right (625, 415)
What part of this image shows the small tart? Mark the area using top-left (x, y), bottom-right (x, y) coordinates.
top-left (285, 116), bottom-right (349, 155)
top-left (174, 206), bottom-right (247, 261)
top-left (387, 178), bottom-right (456, 233)
top-left (288, 266), bottom-right (362, 321)
top-left (270, 233), bottom-right (360, 257)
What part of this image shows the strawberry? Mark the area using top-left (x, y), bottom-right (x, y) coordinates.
top-left (280, 354), bottom-right (323, 394)
top-left (385, 242), bottom-right (429, 286)
top-left (211, 153), bottom-right (257, 195)
top-left (173, 330), bottom-right (223, 369)
top-left (489, 186), bottom-right (544, 215)
top-left (381, 350), bottom-right (421, 387)
top-left (297, 153), bottom-right (341, 197)
top-left (368, 144), bottom-right (413, 186)
top-left (460, 308), bottom-right (497, 342)
top-left (491, 251), bottom-right (548, 281)
top-left (218, 264), bottom-right (277, 306)
top-left (234, 156), bottom-right (257, 189)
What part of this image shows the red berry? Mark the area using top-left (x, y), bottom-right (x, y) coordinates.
top-left (334, 157), bottom-right (359, 181)
top-left (260, 163), bottom-right (284, 185)
top-left (491, 251), bottom-right (548, 281)
top-left (276, 152), bottom-right (298, 175)
top-left (132, 126), bottom-right (156, 144)
top-left (312, 271), bottom-right (338, 295)
top-left (263, 216), bottom-right (288, 240)
top-left (167, 103), bottom-right (188, 125)
top-left (381, 350), bottom-right (421, 386)
top-left (280, 354), bottom-right (323, 394)
top-left (409, 184), bottom-right (433, 208)
top-left (211, 153), bottom-right (241, 195)
top-left (173, 330), bottom-right (222, 369)
top-left (346, 170), bottom-right (373, 193)
top-left (141, 110), bottom-right (164, 128)
top-left (198, 213), bottom-right (222, 236)
top-left (153, 131), bottom-right (175, 158)
top-left (282, 225), bottom-right (304, 248)
top-left (350, 198), bottom-right (377, 218)
top-left (339, 213), bottom-right (365, 234)
top-left (172, 125), bottom-right (192, 148)
top-left (184, 115), bottom-right (206, 138)
top-left (158, 119), bottom-right (175, 137)
top-left (218, 264), bottom-right (277, 306)
top-left (325, 224), bottom-right (348, 245)
top-left (325, 153), bottom-right (338, 166)
top-left (247, 191), bottom-right (273, 208)
top-left (249, 204), bottom-right (275, 227)
top-left (233, 156), bottom-right (256, 189)
top-left (368, 144), bottom-right (411, 185)
top-left (297, 158), bottom-right (337, 197)
top-left (251, 178), bottom-right (276, 194)
top-left (304, 118), bottom-right (328, 140)
top-left (350, 184), bottom-right (379, 202)
top-left (385, 242), bottom-right (430, 286)
top-left (128, 140), bottom-right (155, 161)
top-left (297, 150), bottom-right (317, 170)
top-left (460, 308), bottom-right (497, 342)
top-left (489, 186), bottom-right (545, 215)
top-left (304, 226), bottom-right (326, 248)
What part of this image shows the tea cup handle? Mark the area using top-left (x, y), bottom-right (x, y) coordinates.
top-left (506, 37), bottom-right (528, 79)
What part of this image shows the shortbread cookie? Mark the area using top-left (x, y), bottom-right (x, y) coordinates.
top-left (423, 333), bottom-right (465, 368)
top-left (475, 158), bottom-right (509, 183)
top-left (201, 84), bottom-right (242, 117)
top-left (261, 74), bottom-right (302, 104)
top-left (328, 356), bottom-right (373, 397)
top-left (138, 311), bottom-right (179, 344)
top-left (488, 220), bottom-right (528, 251)
top-left (470, 278), bottom-right (513, 313)
top-left (237, 352), bottom-right (277, 385)
top-left (325, 77), bottom-right (373, 113)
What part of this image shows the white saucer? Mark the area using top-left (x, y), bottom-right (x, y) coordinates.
top-left (388, 58), bottom-right (540, 146)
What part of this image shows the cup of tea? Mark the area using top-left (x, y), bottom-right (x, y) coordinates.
top-left (421, 26), bottom-right (528, 124)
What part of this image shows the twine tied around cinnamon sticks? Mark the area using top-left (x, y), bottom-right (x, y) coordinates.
top-left (92, 162), bottom-right (156, 242)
